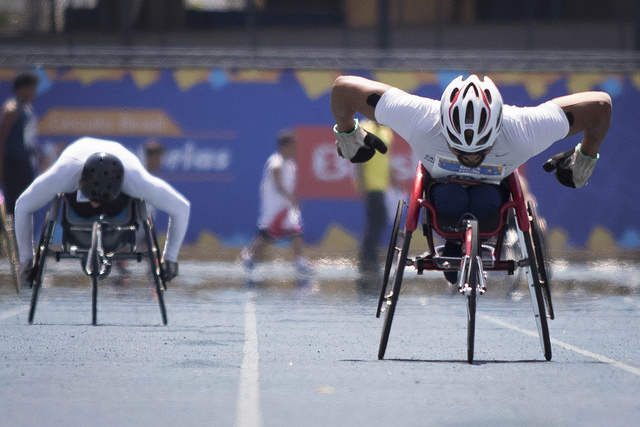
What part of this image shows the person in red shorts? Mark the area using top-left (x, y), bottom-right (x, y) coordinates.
top-left (242, 131), bottom-right (313, 274)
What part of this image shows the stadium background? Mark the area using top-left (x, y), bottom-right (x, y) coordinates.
top-left (1, 0), bottom-right (639, 255)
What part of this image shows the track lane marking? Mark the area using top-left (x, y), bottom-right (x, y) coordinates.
top-left (235, 291), bottom-right (263, 427)
top-left (481, 314), bottom-right (640, 377)
top-left (0, 306), bottom-right (27, 321)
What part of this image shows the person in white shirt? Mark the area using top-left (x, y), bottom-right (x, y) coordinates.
top-left (331, 74), bottom-right (611, 282)
top-left (15, 137), bottom-right (190, 284)
top-left (242, 131), bottom-right (312, 274)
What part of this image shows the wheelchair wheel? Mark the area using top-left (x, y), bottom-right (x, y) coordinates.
top-left (378, 229), bottom-right (412, 360)
top-left (528, 201), bottom-right (554, 320)
top-left (461, 220), bottom-right (479, 364)
top-left (89, 221), bottom-right (101, 325)
top-left (377, 199), bottom-right (405, 318)
top-left (145, 214), bottom-right (168, 325)
top-left (91, 275), bottom-right (98, 325)
top-left (28, 210), bottom-right (57, 324)
top-left (522, 229), bottom-right (552, 361)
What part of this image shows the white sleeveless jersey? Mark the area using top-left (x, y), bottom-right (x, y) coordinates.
top-left (15, 137), bottom-right (190, 262)
top-left (257, 152), bottom-right (301, 233)
top-left (375, 87), bottom-right (570, 184)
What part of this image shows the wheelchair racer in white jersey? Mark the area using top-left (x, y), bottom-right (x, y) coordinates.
top-left (331, 74), bottom-right (611, 282)
top-left (15, 137), bottom-right (191, 284)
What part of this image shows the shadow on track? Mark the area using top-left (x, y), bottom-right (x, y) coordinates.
top-left (341, 358), bottom-right (548, 365)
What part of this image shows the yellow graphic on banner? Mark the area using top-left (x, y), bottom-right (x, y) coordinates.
top-left (492, 73), bottom-right (562, 99)
top-left (631, 73), bottom-right (640, 92)
top-left (173, 69), bottom-right (209, 90)
top-left (566, 73), bottom-right (610, 94)
top-left (374, 71), bottom-right (438, 93)
top-left (38, 108), bottom-right (182, 137)
top-left (0, 68), bottom-right (16, 82)
top-left (130, 69), bottom-right (161, 89)
top-left (295, 70), bottom-right (340, 99)
top-left (230, 69), bottom-right (281, 83)
top-left (62, 68), bottom-right (126, 85)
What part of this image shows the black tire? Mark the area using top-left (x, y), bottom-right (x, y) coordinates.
top-left (523, 230), bottom-right (552, 361)
top-left (528, 201), bottom-right (554, 320)
top-left (462, 220), bottom-right (479, 364)
top-left (90, 222), bottom-right (101, 326)
top-left (91, 275), bottom-right (98, 326)
top-left (466, 284), bottom-right (477, 364)
top-left (378, 230), bottom-right (412, 360)
top-left (145, 214), bottom-right (168, 325)
top-left (377, 199), bottom-right (404, 318)
top-left (28, 211), bottom-right (57, 324)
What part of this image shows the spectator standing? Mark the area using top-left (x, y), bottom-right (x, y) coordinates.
top-left (356, 120), bottom-right (396, 275)
top-left (0, 72), bottom-right (40, 214)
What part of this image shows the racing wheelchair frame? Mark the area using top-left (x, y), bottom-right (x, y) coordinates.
top-left (0, 193), bottom-right (20, 293)
top-left (377, 163), bottom-right (554, 363)
top-left (27, 194), bottom-right (168, 325)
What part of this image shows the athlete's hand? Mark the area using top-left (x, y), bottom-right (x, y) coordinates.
top-left (19, 259), bottom-right (34, 290)
top-left (543, 144), bottom-right (598, 188)
top-left (161, 260), bottom-right (179, 282)
top-left (334, 119), bottom-right (387, 163)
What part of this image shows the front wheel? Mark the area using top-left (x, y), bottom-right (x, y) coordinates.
top-left (461, 219), bottom-right (479, 364)
top-left (378, 230), bottom-right (412, 360)
top-left (89, 221), bottom-right (101, 325)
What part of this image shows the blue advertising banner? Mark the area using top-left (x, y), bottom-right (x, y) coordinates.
top-left (1, 68), bottom-right (638, 250)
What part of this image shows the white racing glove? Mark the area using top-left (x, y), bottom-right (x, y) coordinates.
top-left (334, 119), bottom-right (388, 163)
top-left (542, 143), bottom-right (598, 188)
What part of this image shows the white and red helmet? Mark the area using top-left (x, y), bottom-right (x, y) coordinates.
top-left (440, 75), bottom-right (503, 154)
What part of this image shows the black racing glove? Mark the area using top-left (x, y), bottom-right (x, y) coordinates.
top-left (19, 259), bottom-right (34, 290)
top-left (161, 260), bottom-right (179, 282)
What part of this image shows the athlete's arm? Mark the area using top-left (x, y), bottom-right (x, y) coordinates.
top-left (331, 76), bottom-right (392, 132)
top-left (123, 168), bottom-right (190, 262)
top-left (551, 91), bottom-right (612, 158)
top-left (14, 161), bottom-right (80, 263)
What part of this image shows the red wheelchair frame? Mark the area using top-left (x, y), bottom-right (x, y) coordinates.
top-left (377, 163), bottom-right (554, 363)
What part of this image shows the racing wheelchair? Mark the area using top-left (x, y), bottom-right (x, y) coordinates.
top-left (27, 193), bottom-right (168, 325)
top-left (377, 163), bottom-right (554, 364)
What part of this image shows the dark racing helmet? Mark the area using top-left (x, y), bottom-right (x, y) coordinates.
top-left (79, 152), bottom-right (125, 203)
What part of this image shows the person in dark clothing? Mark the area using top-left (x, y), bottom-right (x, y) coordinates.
top-left (0, 72), bottom-right (39, 214)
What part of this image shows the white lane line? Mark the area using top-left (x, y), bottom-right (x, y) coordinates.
top-left (0, 306), bottom-right (27, 321)
top-left (482, 314), bottom-right (640, 378)
top-left (235, 291), bottom-right (263, 427)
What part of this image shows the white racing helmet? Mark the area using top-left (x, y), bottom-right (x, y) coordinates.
top-left (440, 75), bottom-right (503, 154)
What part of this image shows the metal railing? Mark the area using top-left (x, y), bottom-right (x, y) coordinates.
top-left (1, 45), bottom-right (639, 72)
